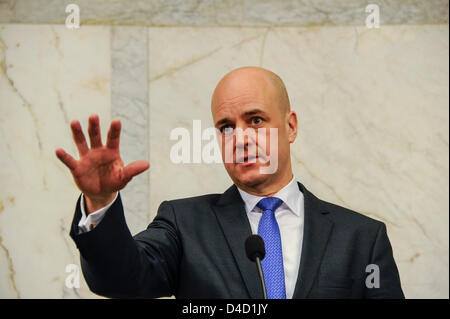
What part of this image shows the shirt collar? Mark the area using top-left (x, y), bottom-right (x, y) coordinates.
top-left (236, 175), bottom-right (302, 216)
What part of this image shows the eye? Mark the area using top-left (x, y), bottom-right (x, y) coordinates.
top-left (251, 116), bottom-right (263, 125)
top-left (220, 125), bottom-right (233, 134)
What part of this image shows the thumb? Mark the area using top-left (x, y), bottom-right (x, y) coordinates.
top-left (123, 160), bottom-right (150, 180)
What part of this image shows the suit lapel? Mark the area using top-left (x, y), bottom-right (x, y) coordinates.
top-left (212, 182), bottom-right (334, 299)
top-left (212, 185), bottom-right (264, 299)
top-left (293, 182), bottom-right (334, 298)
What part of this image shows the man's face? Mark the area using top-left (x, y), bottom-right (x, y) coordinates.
top-left (211, 69), bottom-right (295, 190)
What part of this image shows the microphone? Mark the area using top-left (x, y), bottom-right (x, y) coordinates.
top-left (245, 234), bottom-right (268, 299)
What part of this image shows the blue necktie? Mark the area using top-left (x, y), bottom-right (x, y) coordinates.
top-left (257, 197), bottom-right (286, 299)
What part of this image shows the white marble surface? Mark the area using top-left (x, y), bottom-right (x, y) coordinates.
top-left (111, 26), bottom-right (150, 235)
top-left (1, 0), bottom-right (448, 26)
top-left (0, 24), bottom-right (111, 298)
top-left (0, 23), bottom-right (448, 299)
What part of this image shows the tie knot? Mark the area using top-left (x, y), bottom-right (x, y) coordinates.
top-left (256, 197), bottom-right (283, 213)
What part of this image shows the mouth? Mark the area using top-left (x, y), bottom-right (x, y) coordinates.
top-left (236, 155), bottom-right (258, 166)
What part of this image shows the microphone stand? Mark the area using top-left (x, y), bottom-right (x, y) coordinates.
top-left (255, 256), bottom-right (268, 299)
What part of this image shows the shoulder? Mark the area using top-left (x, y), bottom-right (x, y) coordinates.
top-left (160, 184), bottom-right (239, 212)
top-left (159, 193), bottom-right (222, 213)
top-left (307, 188), bottom-right (385, 233)
top-left (168, 193), bottom-right (221, 206)
top-left (320, 200), bottom-right (385, 231)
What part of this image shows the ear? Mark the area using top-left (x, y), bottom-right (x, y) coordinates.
top-left (286, 110), bottom-right (298, 143)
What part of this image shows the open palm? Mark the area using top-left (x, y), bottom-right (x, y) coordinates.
top-left (55, 115), bottom-right (149, 209)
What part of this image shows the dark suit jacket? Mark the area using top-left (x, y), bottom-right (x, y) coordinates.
top-left (69, 182), bottom-right (404, 299)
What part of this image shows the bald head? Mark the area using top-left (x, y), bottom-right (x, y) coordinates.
top-left (211, 67), bottom-right (290, 116)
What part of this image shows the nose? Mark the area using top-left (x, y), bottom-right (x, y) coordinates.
top-left (235, 128), bottom-right (247, 151)
top-left (234, 125), bottom-right (257, 149)
top-left (234, 125), bottom-right (258, 162)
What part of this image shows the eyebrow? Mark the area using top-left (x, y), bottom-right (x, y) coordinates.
top-left (214, 108), bottom-right (268, 127)
top-left (243, 108), bottom-right (268, 117)
top-left (215, 118), bottom-right (231, 128)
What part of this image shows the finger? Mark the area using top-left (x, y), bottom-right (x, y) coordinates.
top-left (106, 119), bottom-right (121, 149)
top-left (123, 160), bottom-right (150, 180)
top-left (88, 114), bottom-right (103, 148)
top-left (55, 148), bottom-right (77, 171)
top-left (70, 120), bottom-right (89, 156)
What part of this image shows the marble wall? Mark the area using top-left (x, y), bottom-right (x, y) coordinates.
top-left (0, 2), bottom-right (448, 299)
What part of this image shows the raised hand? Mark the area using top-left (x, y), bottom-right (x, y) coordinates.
top-left (55, 114), bottom-right (149, 213)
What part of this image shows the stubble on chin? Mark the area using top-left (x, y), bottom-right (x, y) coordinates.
top-left (234, 171), bottom-right (268, 189)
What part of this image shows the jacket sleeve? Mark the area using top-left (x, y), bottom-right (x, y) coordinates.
top-left (365, 222), bottom-right (405, 299)
top-left (69, 193), bottom-right (181, 298)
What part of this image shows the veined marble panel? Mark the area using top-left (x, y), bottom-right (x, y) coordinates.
top-left (111, 26), bottom-right (149, 235)
top-left (148, 25), bottom-right (449, 298)
top-left (0, 0), bottom-right (448, 26)
top-left (0, 24), bottom-right (111, 298)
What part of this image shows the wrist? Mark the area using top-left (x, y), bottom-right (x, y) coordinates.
top-left (84, 192), bottom-right (117, 214)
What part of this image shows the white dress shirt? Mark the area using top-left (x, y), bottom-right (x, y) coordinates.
top-left (78, 177), bottom-right (304, 298)
top-left (236, 176), bottom-right (304, 299)
top-left (78, 192), bottom-right (118, 233)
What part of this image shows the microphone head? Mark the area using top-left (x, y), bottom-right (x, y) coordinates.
top-left (245, 234), bottom-right (266, 262)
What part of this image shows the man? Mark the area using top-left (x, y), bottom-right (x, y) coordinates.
top-left (55, 67), bottom-right (404, 299)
